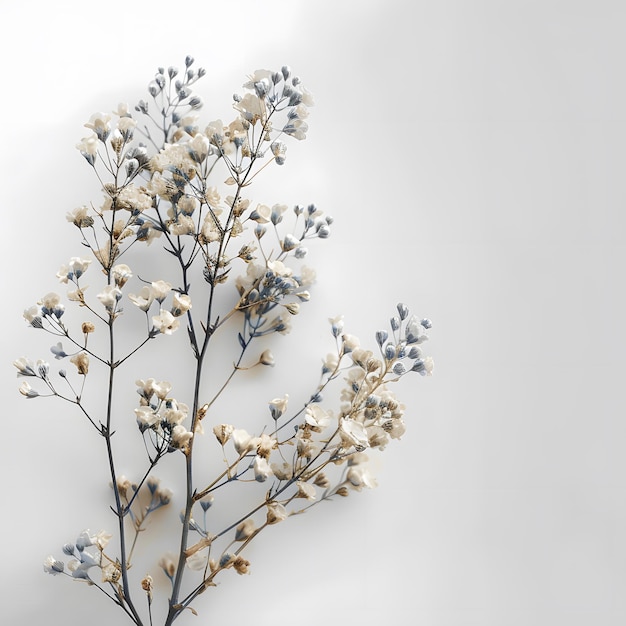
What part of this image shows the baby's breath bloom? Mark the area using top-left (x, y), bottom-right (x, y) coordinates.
top-left (70, 352), bottom-right (90, 375)
top-left (39, 292), bottom-right (63, 315)
top-left (340, 418), bottom-right (370, 450)
top-left (250, 203), bottom-right (271, 223)
top-left (111, 264), bottom-right (132, 287)
top-left (232, 556), bottom-right (250, 575)
top-left (135, 405), bottom-right (159, 430)
top-left (66, 206), bottom-right (94, 228)
top-left (13, 357), bottom-right (36, 377)
top-left (213, 423), bottom-right (234, 446)
top-left (97, 285), bottom-right (122, 313)
top-left (266, 501), bottom-right (288, 525)
top-left (128, 286), bottom-right (155, 311)
top-left (159, 554), bottom-right (177, 580)
top-left (295, 481), bottom-right (316, 500)
top-left (232, 428), bottom-right (255, 454)
top-left (163, 401), bottom-right (189, 426)
top-left (347, 465), bottom-right (378, 491)
top-left (253, 455), bottom-right (273, 482)
top-left (171, 293), bottom-right (192, 317)
top-left (43, 555), bottom-right (64, 575)
top-left (259, 349), bottom-right (275, 366)
top-left (76, 134), bottom-right (99, 164)
top-left (151, 280), bottom-right (172, 303)
top-left (116, 185), bottom-right (153, 212)
top-left (19, 381), bottom-right (38, 398)
top-left (84, 112), bottom-right (112, 140)
top-left (171, 424), bottom-right (193, 452)
top-left (268, 394), bottom-right (288, 420)
top-left (304, 405), bottom-right (331, 431)
top-left (23, 305), bottom-right (41, 326)
top-left (234, 93), bottom-right (267, 124)
top-left (152, 309), bottom-right (180, 335)
top-left (57, 257), bottom-right (92, 284)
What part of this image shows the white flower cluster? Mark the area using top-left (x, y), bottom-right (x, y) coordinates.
top-left (135, 379), bottom-right (194, 455)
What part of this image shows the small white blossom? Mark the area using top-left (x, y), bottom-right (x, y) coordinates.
top-left (84, 112), bottom-right (112, 139)
top-left (128, 286), bottom-right (155, 311)
top-left (151, 280), bottom-right (172, 302)
top-left (19, 381), bottom-right (38, 398)
top-left (76, 134), bottom-right (99, 162)
top-left (304, 405), bottom-right (331, 431)
top-left (253, 455), bottom-right (273, 482)
top-left (171, 424), bottom-right (193, 451)
top-left (296, 481), bottom-right (316, 500)
top-left (347, 465), bottom-right (378, 491)
top-left (269, 394), bottom-right (289, 420)
top-left (340, 418), bottom-right (370, 450)
top-left (266, 501), bottom-right (288, 525)
top-left (57, 257), bottom-right (92, 284)
top-left (111, 264), bottom-right (132, 287)
top-left (152, 310), bottom-right (180, 335)
top-left (135, 406), bottom-right (160, 429)
top-left (97, 285), bottom-right (122, 312)
top-left (43, 555), bottom-right (64, 575)
top-left (232, 428), bottom-right (256, 454)
top-left (171, 293), bottom-right (192, 317)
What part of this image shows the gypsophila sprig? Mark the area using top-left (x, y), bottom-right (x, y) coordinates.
top-left (15, 57), bottom-right (433, 626)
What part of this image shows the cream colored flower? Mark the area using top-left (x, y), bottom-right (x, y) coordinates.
top-left (234, 93), bottom-right (267, 123)
top-left (304, 405), bottom-right (331, 431)
top-left (340, 418), bottom-right (370, 450)
top-left (84, 112), bottom-right (111, 137)
top-left (163, 402), bottom-right (189, 426)
top-left (128, 286), bottom-right (155, 311)
top-left (135, 406), bottom-right (160, 429)
top-left (76, 133), bottom-right (98, 158)
top-left (213, 423), bottom-right (234, 446)
top-left (266, 501), bottom-right (288, 525)
top-left (151, 280), bottom-right (172, 302)
top-left (171, 293), bottom-right (192, 317)
top-left (169, 215), bottom-right (195, 236)
top-left (269, 394), bottom-right (289, 420)
top-left (97, 285), bottom-right (122, 312)
top-left (111, 264), bottom-right (132, 287)
top-left (253, 455), bottom-right (273, 482)
top-left (70, 352), bottom-right (90, 375)
top-left (171, 424), bottom-right (193, 451)
top-left (250, 203), bottom-right (271, 223)
top-left (232, 428), bottom-right (255, 454)
top-left (295, 481), bottom-right (316, 500)
top-left (256, 433), bottom-right (277, 458)
top-left (152, 309), bottom-right (180, 335)
top-left (347, 465), bottom-right (378, 491)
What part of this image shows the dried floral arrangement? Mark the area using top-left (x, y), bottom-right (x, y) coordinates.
top-left (14, 57), bottom-right (433, 625)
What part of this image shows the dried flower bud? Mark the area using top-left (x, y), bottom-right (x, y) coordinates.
top-left (82, 322), bottom-right (95, 334)
top-left (235, 519), bottom-right (256, 541)
top-left (233, 556), bottom-right (250, 575)
top-left (313, 472), bottom-right (330, 488)
top-left (213, 423), bottom-right (234, 446)
top-left (141, 575), bottom-right (153, 601)
top-left (258, 349), bottom-right (275, 367)
top-left (70, 352), bottom-right (90, 375)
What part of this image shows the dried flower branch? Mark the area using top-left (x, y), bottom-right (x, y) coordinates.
top-left (15, 57), bottom-right (433, 625)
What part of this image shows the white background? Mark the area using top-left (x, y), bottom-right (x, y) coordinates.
top-left (1, 1), bottom-right (625, 624)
